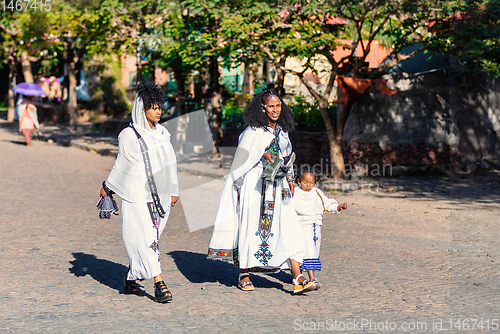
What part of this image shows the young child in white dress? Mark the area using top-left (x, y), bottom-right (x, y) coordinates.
top-left (293, 167), bottom-right (347, 289)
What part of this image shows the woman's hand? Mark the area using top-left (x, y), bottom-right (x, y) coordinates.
top-left (337, 202), bottom-right (348, 211)
top-left (100, 188), bottom-right (108, 197)
top-left (171, 196), bottom-right (179, 207)
top-left (288, 182), bottom-right (295, 196)
top-left (263, 153), bottom-right (274, 163)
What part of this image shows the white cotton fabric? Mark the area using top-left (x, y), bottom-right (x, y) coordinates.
top-left (208, 126), bottom-right (306, 269)
top-left (302, 223), bottom-right (322, 259)
top-left (105, 95), bottom-right (178, 281)
top-left (293, 187), bottom-right (339, 226)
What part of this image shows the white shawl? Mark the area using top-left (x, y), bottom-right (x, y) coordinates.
top-left (293, 187), bottom-right (339, 225)
top-left (208, 126), bottom-right (292, 253)
top-left (17, 100), bottom-right (39, 129)
top-left (106, 95), bottom-right (178, 203)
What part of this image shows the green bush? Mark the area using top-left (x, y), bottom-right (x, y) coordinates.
top-left (289, 95), bottom-right (334, 130)
top-left (220, 93), bottom-right (335, 130)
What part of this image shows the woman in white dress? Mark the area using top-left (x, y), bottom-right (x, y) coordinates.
top-left (208, 89), bottom-right (315, 294)
top-left (99, 82), bottom-right (178, 303)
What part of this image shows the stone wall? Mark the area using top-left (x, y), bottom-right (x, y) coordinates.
top-left (344, 70), bottom-right (500, 171)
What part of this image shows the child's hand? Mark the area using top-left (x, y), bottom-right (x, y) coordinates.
top-left (263, 153), bottom-right (274, 163)
top-left (337, 202), bottom-right (348, 211)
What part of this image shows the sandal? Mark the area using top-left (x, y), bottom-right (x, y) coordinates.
top-left (124, 272), bottom-right (141, 295)
top-left (154, 281), bottom-right (173, 303)
top-left (311, 278), bottom-right (321, 290)
top-left (293, 274), bottom-right (316, 294)
top-left (237, 272), bottom-right (255, 291)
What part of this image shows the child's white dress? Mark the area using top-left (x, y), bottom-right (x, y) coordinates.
top-left (293, 187), bottom-right (339, 271)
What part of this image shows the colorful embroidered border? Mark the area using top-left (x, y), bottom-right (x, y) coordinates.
top-left (207, 248), bottom-right (238, 263)
top-left (316, 189), bottom-right (334, 214)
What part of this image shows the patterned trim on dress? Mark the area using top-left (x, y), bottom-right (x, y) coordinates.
top-left (316, 189), bottom-right (334, 214)
top-left (254, 126), bottom-right (281, 266)
top-left (147, 202), bottom-right (161, 262)
top-left (300, 258), bottom-right (322, 271)
top-left (313, 224), bottom-right (319, 246)
top-left (207, 248), bottom-right (239, 264)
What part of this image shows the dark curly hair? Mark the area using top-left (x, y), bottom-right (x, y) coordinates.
top-left (295, 165), bottom-right (323, 186)
top-left (136, 81), bottom-right (165, 111)
top-left (243, 89), bottom-right (295, 132)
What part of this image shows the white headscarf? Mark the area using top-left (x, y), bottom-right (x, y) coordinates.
top-left (106, 94), bottom-right (178, 203)
top-left (131, 94), bottom-right (152, 133)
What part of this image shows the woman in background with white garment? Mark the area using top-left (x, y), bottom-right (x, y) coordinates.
top-left (17, 95), bottom-right (39, 147)
top-left (99, 81), bottom-right (178, 303)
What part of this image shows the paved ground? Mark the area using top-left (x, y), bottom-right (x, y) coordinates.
top-left (1, 120), bottom-right (499, 333)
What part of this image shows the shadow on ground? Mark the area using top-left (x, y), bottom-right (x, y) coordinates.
top-left (69, 252), bottom-right (128, 293)
top-left (350, 174), bottom-right (500, 202)
top-left (168, 250), bottom-right (293, 292)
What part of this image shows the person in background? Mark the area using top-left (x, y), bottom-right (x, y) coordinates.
top-left (17, 96), bottom-right (39, 147)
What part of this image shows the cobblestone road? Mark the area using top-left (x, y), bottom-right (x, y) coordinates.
top-left (1, 126), bottom-right (499, 333)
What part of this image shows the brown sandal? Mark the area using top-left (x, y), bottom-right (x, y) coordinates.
top-left (124, 271), bottom-right (141, 294)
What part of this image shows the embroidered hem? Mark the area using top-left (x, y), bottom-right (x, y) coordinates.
top-left (207, 248), bottom-right (238, 263)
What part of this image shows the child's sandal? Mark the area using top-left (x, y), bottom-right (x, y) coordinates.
top-left (311, 278), bottom-right (321, 290)
top-left (238, 272), bottom-right (255, 291)
top-left (293, 274), bottom-right (316, 294)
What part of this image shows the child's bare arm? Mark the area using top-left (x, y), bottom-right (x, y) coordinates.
top-left (337, 202), bottom-right (348, 211)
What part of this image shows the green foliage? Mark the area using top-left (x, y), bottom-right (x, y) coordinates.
top-left (85, 55), bottom-right (130, 116)
top-left (221, 92), bottom-right (334, 130)
top-left (289, 95), bottom-right (331, 130)
top-left (424, 0), bottom-right (500, 76)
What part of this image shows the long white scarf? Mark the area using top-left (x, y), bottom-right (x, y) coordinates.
top-left (106, 95), bottom-right (178, 203)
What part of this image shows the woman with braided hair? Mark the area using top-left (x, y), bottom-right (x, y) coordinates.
top-left (208, 89), bottom-right (315, 294)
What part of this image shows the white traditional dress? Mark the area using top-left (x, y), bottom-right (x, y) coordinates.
top-left (293, 186), bottom-right (339, 271)
top-left (105, 97), bottom-right (178, 281)
top-left (208, 125), bottom-right (305, 270)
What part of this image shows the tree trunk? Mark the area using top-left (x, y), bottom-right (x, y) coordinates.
top-left (208, 55), bottom-right (222, 155)
top-left (7, 64), bottom-right (16, 122)
top-left (68, 57), bottom-right (78, 130)
top-left (330, 139), bottom-right (345, 178)
top-left (172, 65), bottom-right (186, 116)
top-left (275, 57), bottom-right (286, 96)
top-left (319, 102), bottom-right (344, 178)
top-left (20, 51), bottom-right (34, 83)
top-left (330, 100), bottom-right (355, 178)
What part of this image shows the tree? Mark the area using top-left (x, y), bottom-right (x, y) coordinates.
top-left (142, 0), bottom-right (209, 116)
top-left (0, 10), bottom-right (49, 120)
top-left (46, 0), bottom-right (132, 129)
top-left (220, 0), bottom-right (447, 177)
top-left (425, 0), bottom-right (500, 76)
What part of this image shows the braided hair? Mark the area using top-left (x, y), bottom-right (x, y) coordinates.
top-left (243, 89), bottom-right (295, 132)
top-left (136, 81), bottom-right (165, 111)
top-left (295, 165), bottom-right (323, 186)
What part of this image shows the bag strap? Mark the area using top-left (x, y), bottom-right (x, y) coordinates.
top-left (129, 123), bottom-right (166, 218)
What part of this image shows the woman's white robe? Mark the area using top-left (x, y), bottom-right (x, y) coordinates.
top-left (105, 97), bottom-right (178, 281)
top-left (208, 126), bottom-right (305, 270)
